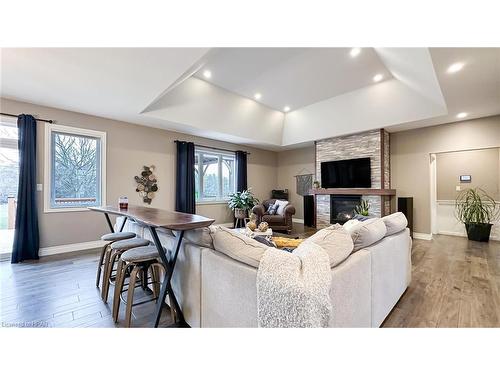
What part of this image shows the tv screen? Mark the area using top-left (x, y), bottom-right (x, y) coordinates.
top-left (321, 158), bottom-right (371, 188)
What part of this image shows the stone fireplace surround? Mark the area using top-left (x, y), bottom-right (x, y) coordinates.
top-left (314, 129), bottom-right (391, 228)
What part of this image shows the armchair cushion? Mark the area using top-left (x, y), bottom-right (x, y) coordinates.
top-left (265, 201), bottom-right (280, 215)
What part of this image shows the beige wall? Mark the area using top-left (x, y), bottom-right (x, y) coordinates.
top-left (436, 148), bottom-right (500, 201)
top-left (276, 146), bottom-right (315, 220)
top-left (391, 115), bottom-right (500, 234)
top-left (0, 98), bottom-right (277, 247)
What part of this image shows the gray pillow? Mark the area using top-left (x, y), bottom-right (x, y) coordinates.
top-left (265, 202), bottom-right (279, 215)
top-left (304, 224), bottom-right (354, 267)
top-left (382, 212), bottom-right (408, 236)
top-left (345, 218), bottom-right (387, 251)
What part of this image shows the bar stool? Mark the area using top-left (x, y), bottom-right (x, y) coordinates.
top-left (96, 232), bottom-right (136, 288)
top-left (112, 245), bottom-right (166, 327)
top-left (101, 237), bottom-right (151, 301)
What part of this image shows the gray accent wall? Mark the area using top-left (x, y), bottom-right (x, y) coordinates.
top-left (315, 129), bottom-right (390, 227)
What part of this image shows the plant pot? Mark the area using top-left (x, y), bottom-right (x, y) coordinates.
top-left (465, 223), bottom-right (493, 242)
top-left (234, 208), bottom-right (247, 220)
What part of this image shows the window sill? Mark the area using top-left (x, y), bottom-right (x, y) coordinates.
top-left (196, 200), bottom-right (229, 206)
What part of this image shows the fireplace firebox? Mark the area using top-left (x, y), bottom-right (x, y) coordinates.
top-left (330, 195), bottom-right (361, 224)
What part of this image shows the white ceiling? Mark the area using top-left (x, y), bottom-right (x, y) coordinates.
top-left (192, 48), bottom-right (392, 112)
top-left (1, 47), bottom-right (499, 150)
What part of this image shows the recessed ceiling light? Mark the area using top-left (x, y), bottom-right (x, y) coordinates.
top-left (350, 48), bottom-right (361, 57)
top-left (373, 74), bottom-right (383, 82)
top-left (456, 112), bottom-right (468, 119)
top-left (447, 62), bottom-right (464, 74)
top-left (283, 106), bottom-right (291, 112)
top-left (254, 92), bottom-right (262, 100)
top-left (203, 70), bottom-right (212, 79)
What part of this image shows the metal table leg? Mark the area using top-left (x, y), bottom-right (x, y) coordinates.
top-left (104, 213), bottom-right (127, 233)
top-left (149, 226), bottom-right (186, 328)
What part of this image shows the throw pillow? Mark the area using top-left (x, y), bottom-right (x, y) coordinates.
top-left (212, 226), bottom-right (270, 268)
top-left (344, 218), bottom-right (387, 252)
top-left (275, 200), bottom-right (289, 216)
top-left (265, 201), bottom-right (280, 215)
top-left (304, 224), bottom-right (354, 267)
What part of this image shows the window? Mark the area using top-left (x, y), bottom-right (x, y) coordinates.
top-left (44, 124), bottom-right (106, 212)
top-left (0, 120), bottom-right (18, 255)
top-left (194, 147), bottom-right (236, 203)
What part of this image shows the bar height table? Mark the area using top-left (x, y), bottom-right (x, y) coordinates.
top-left (89, 205), bottom-right (214, 327)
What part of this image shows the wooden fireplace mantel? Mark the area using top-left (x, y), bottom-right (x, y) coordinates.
top-left (310, 188), bottom-right (396, 196)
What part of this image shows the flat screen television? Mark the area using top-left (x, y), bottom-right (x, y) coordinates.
top-left (321, 157), bottom-right (371, 188)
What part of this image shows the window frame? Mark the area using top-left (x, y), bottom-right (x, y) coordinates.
top-left (195, 146), bottom-right (236, 205)
top-left (44, 123), bottom-right (107, 213)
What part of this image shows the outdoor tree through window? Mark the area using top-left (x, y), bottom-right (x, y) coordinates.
top-left (45, 124), bottom-right (106, 211)
top-left (194, 147), bottom-right (236, 202)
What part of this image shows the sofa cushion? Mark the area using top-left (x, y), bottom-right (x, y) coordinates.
top-left (174, 225), bottom-right (216, 249)
top-left (382, 212), bottom-right (408, 236)
top-left (212, 226), bottom-right (269, 268)
top-left (304, 224), bottom-right (354, 267)
top-left (344, 218), bottom-right (387, 252)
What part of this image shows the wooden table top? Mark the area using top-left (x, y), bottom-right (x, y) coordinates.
top-left (89, 205), bottom-right (215, 230)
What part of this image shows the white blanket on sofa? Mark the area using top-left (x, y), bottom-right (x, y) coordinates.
top-left (256, 242), bottom-right (332, 327)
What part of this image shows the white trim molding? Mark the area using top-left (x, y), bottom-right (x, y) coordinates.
top-left (44, 123), bottom-right (107, 213)
top-left (39, 240), bottom-right (106, 257)
top-left (413, 232), bottom-right (433, 240)
top-left (292, 218), bottom-right (304, 224)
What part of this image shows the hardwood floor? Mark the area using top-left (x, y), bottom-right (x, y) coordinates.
top-left (1, 234), bottom-right (499, 328)
top-left (382, 235), bottom-right (500, 327)
top-left (0, 250), bottom-right (174, 328)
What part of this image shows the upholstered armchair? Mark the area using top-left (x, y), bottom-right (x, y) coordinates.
top-left (252, 199), bottom-right (295, 234)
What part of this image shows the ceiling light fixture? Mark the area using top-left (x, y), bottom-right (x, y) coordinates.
top-left (447, 62), bottom-right (464, 74)
top-left (254, 93), bottom-right (262, 100)
top-left (350, 48), bottom-right (361, 57)
top-left (373, 74), bottom-right (383, 82)
top-left (283, 106), bottom-right (291, 112)
top-left (456, 112), bottom-right (468, 119)
top-left (203, 70), bottom-right (212, 79)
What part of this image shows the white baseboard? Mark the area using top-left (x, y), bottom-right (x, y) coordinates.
top-left (413, 232), bottom-right (433, 241)
top-left (39, 240), bottom-right (106, 257)
top-left (292, 218), bottom-right (304, 224)
top-left (437, 230), bottom-right (500, 241)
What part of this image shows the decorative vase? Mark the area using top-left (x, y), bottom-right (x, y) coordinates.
top-left (234, 208), bottom-right (247, 219)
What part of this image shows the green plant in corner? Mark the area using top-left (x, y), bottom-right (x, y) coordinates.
top-left (455, 187), bottom-right (499, 242)
top-left (354, 199), bottom-right (371, 216)
top-left (228, 189), bottom-right (259, 219)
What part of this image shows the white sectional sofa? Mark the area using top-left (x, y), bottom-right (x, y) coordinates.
top-left (116, 213), bottom-right (412, 327)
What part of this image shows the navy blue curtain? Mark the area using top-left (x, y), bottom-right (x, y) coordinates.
top-left (12, 115), bottom-right (39, 263)
top-left (234, 151), bottom-right (248, 228)
top-left (175, 141), bottom-right (195, 214)
top-left (235, 151), bottom-right (247, 192)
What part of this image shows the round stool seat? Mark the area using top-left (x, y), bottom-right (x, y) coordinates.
top-left (101, 232), bottom-right (136, 242)
top-left (111, 238), bottom-right (150, 251)
top-left (121, 246), bottom-right (160, 262)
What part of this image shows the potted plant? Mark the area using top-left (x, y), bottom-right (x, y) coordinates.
top-left (354, 199), bottom-right (371, 217)
top-left (228, 189), bottom-right (259, 219)
top-left (455, 187), bottom-right (499, 242)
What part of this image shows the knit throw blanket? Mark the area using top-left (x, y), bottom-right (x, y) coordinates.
top-left (256, 242), bottom-right (332, 328)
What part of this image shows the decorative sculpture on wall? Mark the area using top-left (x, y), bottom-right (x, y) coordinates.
top-left (134, 165), bottom-right (158, 204)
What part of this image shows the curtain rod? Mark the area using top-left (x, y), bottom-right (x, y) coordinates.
top-left (174, 140), bottom-right (250, 155)
top-left (0, 112), bottom-right (54, 123)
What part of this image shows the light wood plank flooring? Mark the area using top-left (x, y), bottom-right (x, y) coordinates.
top-left (1, 234), bottom-right (499, 328)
